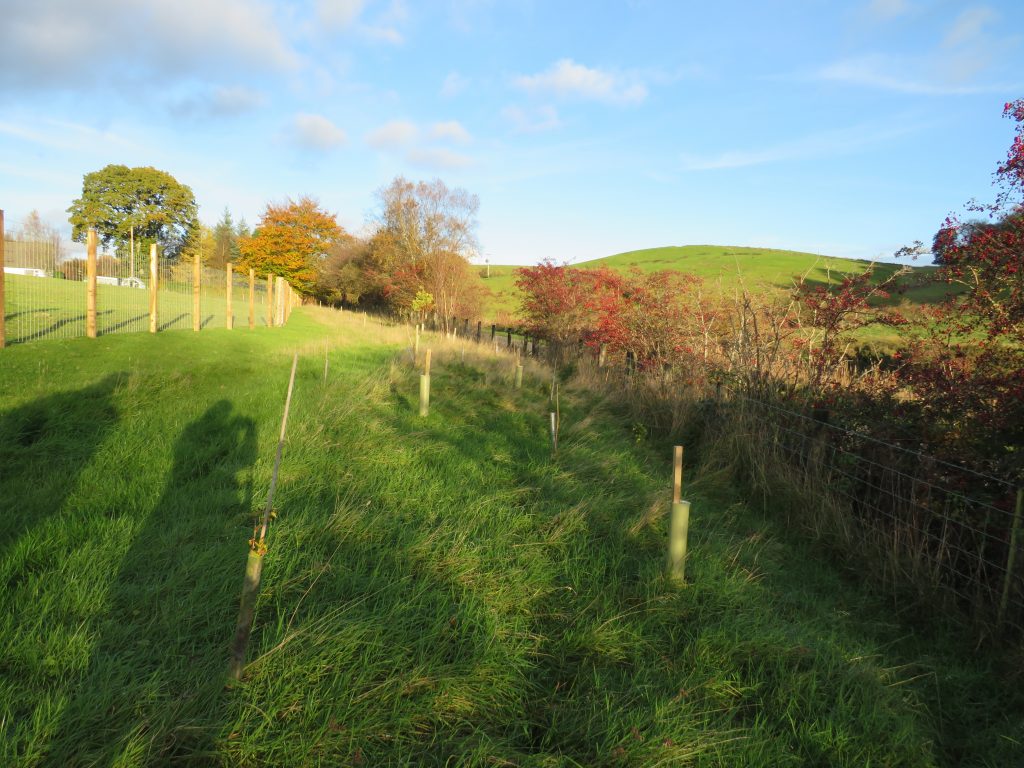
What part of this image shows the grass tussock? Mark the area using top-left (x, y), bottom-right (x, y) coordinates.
top-left (0, 308), bottom-right (1020, 766)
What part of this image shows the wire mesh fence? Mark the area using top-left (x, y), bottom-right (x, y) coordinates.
top-left (716, 387), bottom-right (1024, 636)
top-left (2, 232), bottom-right (279, 346)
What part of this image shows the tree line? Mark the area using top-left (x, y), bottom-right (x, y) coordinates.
top-left (56, 166), bottom-right (486, 324)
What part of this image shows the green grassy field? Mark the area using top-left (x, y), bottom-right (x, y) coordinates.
top-left (478, 245), bottom-right (949, 324)
top-left (3, 273), bottom-right (268, 345)
top-left (1, 311), bottom-right (1020, 766)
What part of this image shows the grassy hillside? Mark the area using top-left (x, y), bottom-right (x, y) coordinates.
top-left (1, 312), bottom-right (1020, 765)
top-left (478, 245), bottom-right (945, 322)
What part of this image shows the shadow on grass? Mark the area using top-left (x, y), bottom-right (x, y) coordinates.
top-left (47, 400), bottom-right (257, 765)
top-left (0, 374), bottom-right (123, 569)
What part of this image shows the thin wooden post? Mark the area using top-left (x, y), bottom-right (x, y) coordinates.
top-left (507, 328), bottom-right (512, 348)
top-left (192, 251), bottom-right (201, 332)
top-left (229, 353), bottom-right (299, 680)
top-left (491, 323), bottom-right (495, 341)
top-left (276, 277), bottom-right (284, 326)
top-left (673, 446), bottom-right (683, 504)
top-left (0, 209), bottom-right (5, 348)
top-left (248, 268), bottom-right (255, 329)
top-left (414, 325), bottom-right (420, 362)
top-left (999, 489), bottom-right (1024, 628)
top-left (266, 274), bottom-right (274, 327)
top-left (148, 244), bottom-right (158, 333)
top-left (86, 228), bottom-right (98, 338)
top-left (476, 321), bottom-right (482, 342)
top-left (419, 349), bottom-right (432, 417)
top-left (226, 263), bottom-right (234, 329)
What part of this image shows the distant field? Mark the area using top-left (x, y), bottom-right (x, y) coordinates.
top-left (3, 273), bottom-right (269, 344)
top-left (478, 245), bottom-right (949, 327)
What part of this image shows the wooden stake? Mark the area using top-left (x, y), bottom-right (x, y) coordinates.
top-left (229, 352), bottom-right (299, 680)
top-left (86, 228), bottom-right (97, 338)
top-left (673, 446), bottom-right (683, 504)
top-left (0, 209), bottom-right (5, 348)
top-left (226, 263), bottom-right (234, 329)
top-left (248, 268), bottom-right (255, 329)
top-left (149, 244), bottom-right (158, 333)
top-left (192, 250), bottom-right (201, 332)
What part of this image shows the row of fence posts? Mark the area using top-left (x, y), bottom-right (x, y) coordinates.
top-left (0, 213), bottom-right (298, 348)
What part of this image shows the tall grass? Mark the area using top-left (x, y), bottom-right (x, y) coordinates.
top-left (0, 309), bottom-right (1020, 765)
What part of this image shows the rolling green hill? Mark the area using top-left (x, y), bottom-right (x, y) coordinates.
top-left (478, 245), bottom-right (946, 322)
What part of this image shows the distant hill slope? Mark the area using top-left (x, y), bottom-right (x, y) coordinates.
top-left (479, 244), bottom-right (943, 321)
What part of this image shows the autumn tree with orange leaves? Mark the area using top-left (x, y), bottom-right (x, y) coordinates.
top-left (239, 197), bottom-right (347, 293)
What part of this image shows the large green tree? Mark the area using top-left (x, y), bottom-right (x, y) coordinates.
top-left (67, 164), bottom-right (198, 260)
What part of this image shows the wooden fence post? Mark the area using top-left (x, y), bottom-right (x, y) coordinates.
top-left (0, 209), bottom-right (6, 348)
top-left (226, 263), bottom-right (234, 329)
top-left (276, 277), bottom-right (285, 326)
top-left (668, 446), bottom-right (690, 582)
top-left (266, 274), bottom-right (274, 327)
top-left (476, 320), bottom-right (482, 342)
top-left (192, 252), bottom-right (201, 332)
top-left (507, 328), bottom-right (512, 348)
top-left (491, 323), bottom-right (495, 341)
top-left (248, 268), bottom-right (255, 329)
top-left (86, 228), bottom-right (98, 338)
top-left (148, 244), bottom-right (158, 333)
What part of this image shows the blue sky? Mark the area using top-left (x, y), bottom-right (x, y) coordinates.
top-left (1, 0), bottom-right (1022, 265)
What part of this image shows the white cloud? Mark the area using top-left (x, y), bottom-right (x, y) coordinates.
top-left (366, 119), bottom-right (418, 149)
top-left (441, 71), bottom-right (468, 98)
top-left (513, 59), bottom-right (648, 105)
top-left (866, 0), bottom-right (910, 21)
top-left (292, 113), bottom-right (347, 151)
top-left (429, 121), bottom-right (472, 144)
top-left (316, 0), bottom-right (367, 28)
top-left (406, 147), bottom-right (473, 170)
top-left (0, 0), bottom-right (300, 92)
top-left (679, 121), bottom-right (920, 171)
top-left (501, 105), bottom-right (562, 133)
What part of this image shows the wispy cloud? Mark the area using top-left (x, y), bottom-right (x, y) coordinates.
top-left (440, 71), bottom-right (468, 98)
top-left (365, 119), bottom-right (418, 149)
top-left (865, 0), bottom-right (910, 21)
top-left (513, 59), bottom-right (647, 105)
top-left (291, 113), bottom-right (347, 151)
top-left (406, 147), bottom-right (473, 170)
top-left (316, 0), bottom-right (367, 28)
top-left (501, 105), bottom-right (562, 133)
top-left (169, 86), bottom-right (267, 118)
top-left (0, 118), bottom-right (138, 153)
top-left (679, 121), bottom-right (920, 171)
top-left (816, 53), bottom-right (1011, 95)
top-left (429, 120), bottom-right (471, 144)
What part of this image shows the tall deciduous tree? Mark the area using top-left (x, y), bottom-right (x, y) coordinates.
top-left (238, 197), bottom-right (345, 293)
top-left (66, 164), bottom-right (198, 259)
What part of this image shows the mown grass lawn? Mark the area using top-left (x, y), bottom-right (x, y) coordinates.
top-left (0, 308), bottom-right (1020, 766)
